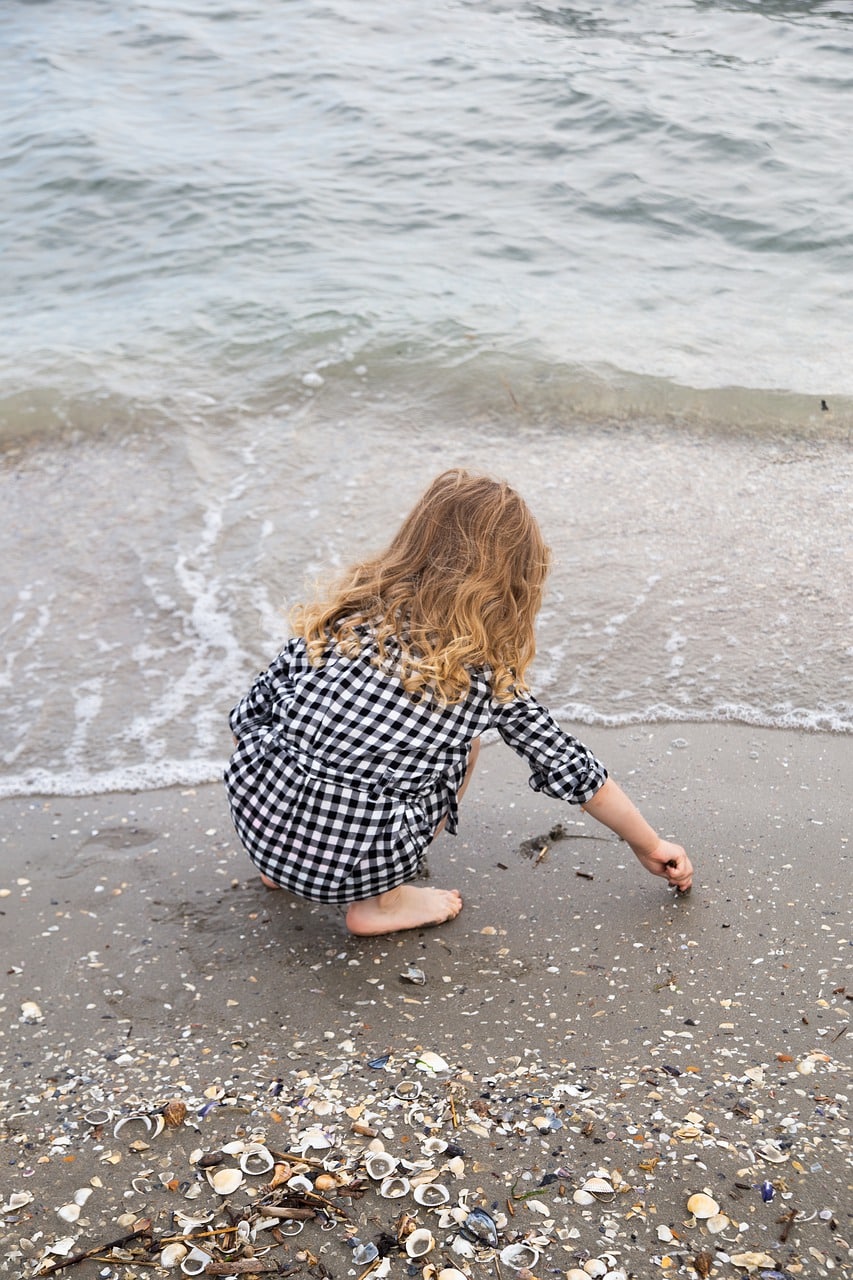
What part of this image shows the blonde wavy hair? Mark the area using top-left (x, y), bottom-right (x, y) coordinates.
top-left (292, 469), bottom-right (551, 704)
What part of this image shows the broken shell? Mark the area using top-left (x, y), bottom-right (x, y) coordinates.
top-left (83, 1107), bottom-right (113, 1127)
top-left (413, 1183), bottom-right (450, 1207)
top-left (239, 1144), bottom-right (274, 1176)
top-left (401, 963), bottom-right (426, 985)
top-left (406, 1228), bottom-right (435, 1258)
top-left (461, 1207), bottom-right (499, 1248)
top-left (180, 1248), bottom-right (212, 1277)
top-left (206, 1167), bottom-right (244, 1196)
top-left (277, 1218), bottom-right (305, 1236)
top-left (415, 1050), bottom-right (450, 1075)
top-left (287, 1173), bottom-right (315, 1194)
top-left (582, 1177), bottom-right (615, 1202)
top-left (197, 1151), bottom-right (225, 1169)
top-left (394, 1079), bottom-right (422, 1100)
top-left (379, 1174), bottom-right (410, 1199)
top-left (566, 1272), bottom-right (590, 1280)
top-left (352, 1242), bottom-right (379, 1265)
top-left (686, 1193), bottom-right (720, 1219)
top-left (583, 1262), bottom-right (607, 1278)
top-left (20, 1001), bottom-right (44, 1023)
top-left (451, 1236), bottom-right (477, 1259)
top-left (298, 1128), bottom-right (333, 1155)
top-left (421, 1137), bottom-right (448, 1156)
top-left (161, 1242), bottom-right (188, 1268)
top-left (756, 1142), bottom-right (788, 1164)
top-left (113, 1113), bottom-right (153, 1139)
top-left (500, 1243), bottom-right (540, 1270)
top-left (365, 1151), bottom-right (398, 1180)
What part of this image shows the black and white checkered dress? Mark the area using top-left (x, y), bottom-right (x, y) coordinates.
top-left (224, 632), bottom-right (607, 904)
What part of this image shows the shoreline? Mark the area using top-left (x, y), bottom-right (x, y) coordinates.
top-left (1, 723), bottom-right (850, 1278)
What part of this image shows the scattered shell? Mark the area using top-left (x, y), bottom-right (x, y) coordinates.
top-left (566, 1272), bottom-right (591, 1280)
top-left (379, 1174), bottom-right (411, 1199)
top-left (405, 1228), bottom-right (435, 1258)
top-left (583, 1261), bottom-right (607, 1278)
top-left (729, 1252), bottom-right (778, 1270)
top-left (707, 1213), bottom-right (730, 1234)
top-left (161, 1100), bottom-right (187, 1128)
top-left (352, 1242), bottom-right (379, 1265)
top-left (394, 1079), bottom-right (422, 1100)
top-left (313, 1172), bottom-right (339, 1192)
top-left (286, 1174), bottom-right (314, 1194)
top-left (239, 1144), bottom-right (274, 1175)
top-left (500, 1242), bottom-right (541, 1270)
top-left (573, 1189), bottom-right (596, 1206)
top-left (421, 1136), bottom-right (448, 1156)
top-left (180, 1248), bottom-right (212, 1277)
top-left (415, 1050), bottom-right (450, 1075)
top-left (461, 1207), bottom-right (499, 1248)
top-left (20, 1001), bottom-right (44, 1023)
top-left (160, 1242), bottom-right (188, 1268)
top-left (755, 1142), bottom-right (788, 1164)
top-left (206, 1167), bottom-right (244, 1196)
top-left (83, 1107), bottom-right (113, 1127)
top-left (582, 1177), bottom-right (615, 1202)
top-left (413, 1182), bottom-right (450, 1207)
top-left (401, 964), bottom-right (426, 985)
top-left (365, 1151), bottom-right (398, 1180)
top-left (277, 1218), bottom-right (305, 1236)
top-left (113, 1113), bottom-right (153, 1139)
top-left (686, 1193), bottom-right (720, 1219)
top-left (56, 1204), bottom-right (81, 1224)
top-left (438, 1270), bottom-right (468, 1280)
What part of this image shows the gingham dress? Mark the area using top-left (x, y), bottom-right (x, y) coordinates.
top-left (224, 632), bottom-right (607, 904)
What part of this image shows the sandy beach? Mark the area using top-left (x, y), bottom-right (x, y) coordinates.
top-left (1, 723), bottom-right (850, 1279)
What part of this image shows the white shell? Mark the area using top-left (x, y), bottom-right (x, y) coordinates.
top-left (583, 1262), bottom-right (607, 1278)
top-left (415, 1050), bottom-right (450, 1074)
top-left (365, 1152), bottom-right (398, 1180)
top-left (207, 1167), bottom-right (244, 1196)
top-left (500, 1243), bottom-right (540, 1270)
top-left (113, 1113), bottom-right (153, 1139)
top-left (566, 1272), bottom-right (590, 1280)
top-left (413, 1183), bottom-right (450, 1207)
top-left (686, 1192), bottom-right (720, 1219)
top-left (277, 1219), bottom-right (305, 1236)
top-left (451, 1236), bottom-right (477, 1259)
top-left (180, 1249), bottom-right (212, 1277)
top-left (379, 1174), bottom-right (410, 1199)
top-left (706, 1213), bottom-right (730, 1234)
top-left (438, 1270), bottom-right (468, 1280)
top-left (394, 1080), bottom-right (423, 1100)
top-left (573, 1189), bottom-right (596, 1206)
top-left (239, 1145), bottom-right (274, 1175)
top-left (582, 1177), bottom-right (615, 1201)
top-left (755, 1142), bottom-right (788, 1164)
top-left (160, 1242), bottom-right (188, 1268)
top-left (286, 1174), bottom-right (314, 1194)
top-left (57, 1204), bottom-right (81, 1224)
top-left (405, 1229), bottom-right (435, 1258)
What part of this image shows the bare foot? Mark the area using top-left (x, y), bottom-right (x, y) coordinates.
top-left (345, 885), bottom-right (463, 936)
top-left (260, 873), bottom-right (281, 890)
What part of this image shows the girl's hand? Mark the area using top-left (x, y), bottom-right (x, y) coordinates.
top-left (632, 839), bottom-right (693, 892)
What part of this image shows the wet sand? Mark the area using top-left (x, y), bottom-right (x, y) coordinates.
top-left (1, 724), bottom-right (850, 1278)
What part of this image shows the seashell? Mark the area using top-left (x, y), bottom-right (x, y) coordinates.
top-left (406, 1229), bottom-right (435, 1258)
top-left (20, 1001), bottom-right (44, 1023)
top-left (277, 1218), bottom-right (305, 1236)
top-left (438, 1270), bottom-right (468, 1280)
top-left (56, 1204), bottom-right (81, 1224)
top-left (461, 1207), bottom-right (498, 1248)
top-left (113, 1113), bottom-right (153, 1139)
top-left (268, 1162), bottom-right (292, 1188)
top-left (149, 1114), bottom-right (166, 1138)
top-left (414, 1183), bottom-right (450, 1207)
top-left (298, 1128), bottom-right (333, 1155)
top-left (406, 1104), bottom-right (426, 1126)
top-left (206, 1167), bottom-right (244, 1196)
top-left (582, 1177), bottom-right (615, 1202)
top-left (566, 1272), bottom-right (590, 1280)
top-left (706, 1213), bottom-right (730, 1234)
top-left (286, 1174), bottom-right (314, 1194)
top-left (394, 1079), bottom-right (422, 1100)
top-left (500, 1243), bottom-right (540, 1270)
top-left (313, 1172), bottom-right (338, 1192)
top-left (401, 963), bottom-right (426, 985)
top-left (379, 1175), bottom-right (410, 1199)
top-left (197, 1151), bottom-right (225, 1169)
top-left (365, 1152), bottom-right (398, 1180)
top-left (180, 1248), bottom-right (212, 1277)
top-left (421, 1137), bottom-right (448, 1156)
top-left (160, 1242), bottom-right (188, 1268)
top-left (83, 1107), bottom-right (113, 1127)
top-left (162, 1100), bottom-right (187, 1129)
top-left (583, 1262), bottom-right (607, 1278)
top-left (239, 1144), bottom-right (274, 1176)
top-left (729, 1252), bottom-right (778, 1270)
top-left (686, 1193), bottom-right (720, 1219)
top-left (415, 1051), bottom-right (450, 1075)
top-left (451, 1236), bottom-right (477, 1259)
top-left (755, 1142), bottom-right (788, 1164)
top-left (352, 1242), bottom-right (379, 1265)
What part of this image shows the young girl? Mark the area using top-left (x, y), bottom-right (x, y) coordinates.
top-left (225, 469), bottom-right (693, 936)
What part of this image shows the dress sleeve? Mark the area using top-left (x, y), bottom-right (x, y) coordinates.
top-left (489, 692), bottom-right (608, 805)
top-left (228, 638), bottom-right (303, 738)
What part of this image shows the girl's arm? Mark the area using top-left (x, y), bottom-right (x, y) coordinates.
top-left (582, 777), bottom-right (693, 891)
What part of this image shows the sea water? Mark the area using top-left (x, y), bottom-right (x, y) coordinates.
top-left (1, 0), bottom-right (851, 797)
